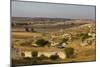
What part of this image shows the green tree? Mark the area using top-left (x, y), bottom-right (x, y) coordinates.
top-left (21, 52), bottom-right (25, 57)
top-left (64, 47), bottom-right (74, 58)
top-left (79, 33), bottom-right (92, 41)
top-left (62, 38), bottom-right (68, 43)
top-left (50, 54), bottom-right (60, 60)
top-left (32, 51), bottom-right (38, 58)
top-left (35, 39), bottom-right (49, 47)
top-left (38, 54), bottom-right (49, 60)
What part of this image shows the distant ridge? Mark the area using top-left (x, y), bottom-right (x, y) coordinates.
top-left (12, 17), bottom-right (95, 22)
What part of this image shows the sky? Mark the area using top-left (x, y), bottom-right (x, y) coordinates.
top-left (11, 1), bottom-right (96, 19)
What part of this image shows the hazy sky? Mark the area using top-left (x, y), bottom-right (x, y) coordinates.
top-left (11, 1), bottom-right (96, 19)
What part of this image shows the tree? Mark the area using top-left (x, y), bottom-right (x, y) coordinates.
top-left (38, 54), bottom-right (49, 60)
top-left (64, 47), bottom-right (74, 58)
top-left (50, 53), bottom-right (60, 60)
top-left (21, 52), bottom-right (25, 57)
top-left (35, 39), bottom-right (49, 47)
top-left (31, 28), bottom-right (35, 32)
top-left (25, 28), bottom-right (29, 32)
top-left (62, 38), bottom-right (68, 43)
top-left (79, 33), bottom-right (92, 41)
top-left (32, 51), bottom-right (38, 58)
top-left (23, 57), bottom-right (32, 60)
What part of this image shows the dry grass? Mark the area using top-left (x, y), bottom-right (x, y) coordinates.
top-left (12, 32), bottom-right (42, 39)
top-left (11, 23), bottom-right (96, 65)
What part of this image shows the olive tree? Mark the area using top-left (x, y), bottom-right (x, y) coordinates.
top-left (35, 39), bottom-right (49, 47)
top-left (64, 47), bottom-right (75, 58)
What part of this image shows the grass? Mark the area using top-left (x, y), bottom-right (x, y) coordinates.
top-left (11, 23), bottom-right (96, 66)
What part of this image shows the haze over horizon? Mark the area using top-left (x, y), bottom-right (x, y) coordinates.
top-left (12, 1), bottom-right (96, 20)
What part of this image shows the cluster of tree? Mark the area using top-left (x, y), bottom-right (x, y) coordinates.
top-left (23, 47), bottom-right (75, 61)
top-left (25, 28), bottom-right (35, 32)
top-left (49, 54), bottom-right (60, 60)
top-left (23, 51), bottom-right (60, 61)
top-left (15, 47), bottom-right (76, 66)
top-left (79, 33), bottom-right (92, 41)
top-left (35, 39), bottom-right (50, 47)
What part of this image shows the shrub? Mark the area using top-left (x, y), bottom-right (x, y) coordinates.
top-left (21, 52), bottom-right (25, 57)
top-left (79, 33), bottom-right (92, 41)
top-left (38, 54), bottom-right (49, 60)
top-left (50, 54), bottom-right (60, 60)
top-left (35, 39), bottom-right (49, 47)
top-left (64, 47), bottom-right (75, 58)
top-left (62, 38), bottom-right (69, 43)
top-left (23, 57), bottom-right (32, 60)
top-left (32, 51), bottom-right (38, 58)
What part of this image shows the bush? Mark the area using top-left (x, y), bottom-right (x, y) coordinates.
top-left (64, 47), bottom-right (75, 58)
top-left (62, 38), bottom-right (69, 43)
top-left (23, 57), bottom-right (32, 60)
top-left (79, 33), bottom-right (92, 41)
top-left (38, 54), bottom-right (49, 60)
top-left (35, 39), bottom-right (49, 47)
top-left (50, 54), bottom-right (60, 60)
top-left (21, 52), bottom-right (25, 57)
top-left (32, 51), bottom-right (38, 58)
